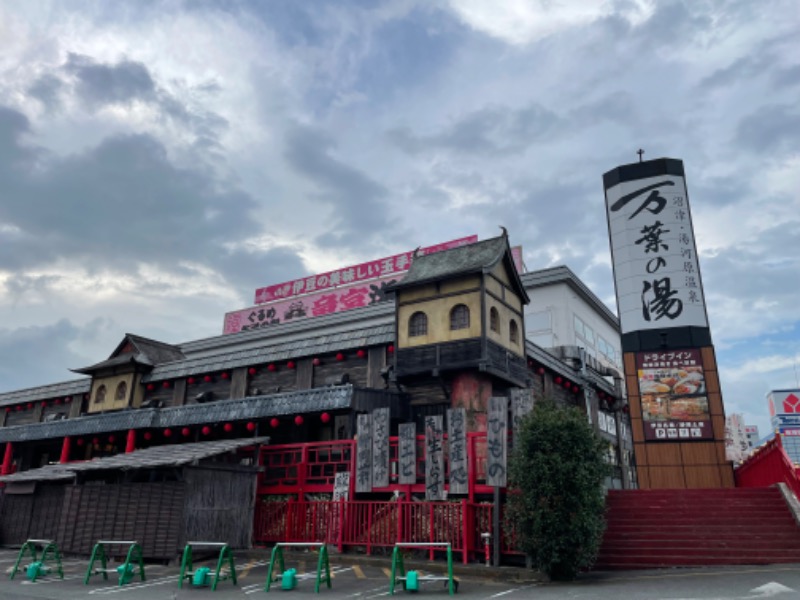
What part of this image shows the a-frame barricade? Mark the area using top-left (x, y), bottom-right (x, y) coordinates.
top-left (9, 539), bottom-right (64, 582)
top-left (389, 542), bottom-right (457, 595)
top-left (264, 542), bottom-right (331, 593)
top-left (178, 542), bottom-right (237, 591)
top-left (84, 540), bottom-right (146, 586)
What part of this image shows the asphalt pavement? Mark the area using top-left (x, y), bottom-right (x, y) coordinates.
top-left (2, 547), bottom-right (800, 600)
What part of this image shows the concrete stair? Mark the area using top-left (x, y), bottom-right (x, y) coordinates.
top-left (594, 487), bottom-right (800, 569)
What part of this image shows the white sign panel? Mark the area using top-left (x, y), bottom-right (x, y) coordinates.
top-left (605, 173), bottom-right (708, 334)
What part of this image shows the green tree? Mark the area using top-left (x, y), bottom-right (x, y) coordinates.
top-left (506, 398), bottom-right (610, 580)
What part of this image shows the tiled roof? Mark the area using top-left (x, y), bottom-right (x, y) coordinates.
top-left (0, 436), bottom-right (267, 483)
top-left (0, 378), bottom-right (90, 408)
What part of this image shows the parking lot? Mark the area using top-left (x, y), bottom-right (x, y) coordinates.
top-left (3, 547), bottom-right (800, 600)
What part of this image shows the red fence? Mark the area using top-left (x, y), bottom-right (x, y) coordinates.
top-left (735, 435), bottom-right (800, 498)
top-left (253, 499), bottom-right (514, 563)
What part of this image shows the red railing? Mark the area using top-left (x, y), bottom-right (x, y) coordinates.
top-left (252, 499), bottom-right (511, 563)
top-left (735, 435), bottom-right (800, 499)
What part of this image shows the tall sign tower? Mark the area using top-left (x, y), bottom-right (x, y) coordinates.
top-left (603, 157), bottom-right (733, 488)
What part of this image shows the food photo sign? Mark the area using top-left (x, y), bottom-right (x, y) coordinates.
top-left (636, 349), bottom-right (712, 441)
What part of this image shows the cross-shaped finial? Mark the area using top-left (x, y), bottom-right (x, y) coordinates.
top-left (637, 148), bottom-right (645, 163)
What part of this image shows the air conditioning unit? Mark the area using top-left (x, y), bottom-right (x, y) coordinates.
top-left (43, 413), bottom-right (67, 422)
top-left (195, 391), bottom-right (214, 404)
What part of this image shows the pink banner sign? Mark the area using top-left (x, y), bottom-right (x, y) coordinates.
top-left (225, 274), bottom-right (402, 334)
top-left (253, 235), bottom-right (477, 304)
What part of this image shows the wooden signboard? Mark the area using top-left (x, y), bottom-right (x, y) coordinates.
top-left (447, 408), bottom-right (468, 495)
top-left (424, 415), bottom-right (445, 501)
top-left (333, 472), bottom-right (350, 501)
top-left (510, 388), bottom-right (534, 442)
top-left (372, 407), bottom-right (390, 488)
top-left (355, 414), bottom-right (372, 493)
top-left (487, 397), bottom-right (508, 487)
top-left (398, 423), bottom-right (417, 485)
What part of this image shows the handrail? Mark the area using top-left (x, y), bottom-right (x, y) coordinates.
top-left (735, 435), bottom-right (800, 499)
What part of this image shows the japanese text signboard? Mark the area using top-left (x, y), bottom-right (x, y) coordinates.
top-left (398, 423), bottom-right (417, 485)
top-left (425, 416), bottom-right (445, 501)
top-left (486, 397), bottom-right (508, 487)
top-left (605, 174), bottom-right (708, 335)
top-left (355, 414), bottom-right (372, 493)
top-left (253, 236), bottom-right (478, 305)
top-left (637, 349), bottom-right (712, 441)
top-left (447, 408), bottom-right (468, 495)
top-left (372, 408), bottom-right (390, 489)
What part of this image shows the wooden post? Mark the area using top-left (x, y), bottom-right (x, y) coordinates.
top-left (492, 488), bottom-right (501, 567)
top-left (1, 442), bottom-right (13, 475)
top-left (59, 437), bottom-right (71, 464)
top-left (125, 429), bottom-right (136, 453)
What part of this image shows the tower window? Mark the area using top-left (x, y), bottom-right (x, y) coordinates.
top-left (450, 304), bottom-right (470, 330)
top-left (490, 307), bottom-right (500, 333)
top-left (94, 384), bottom-right (107, 404)
top-left (510, 319), bottom-right (520, 344)
top-left (115, 381), bottom-right (127, 402)
top-left (409, 311), bottom-right (428, 337)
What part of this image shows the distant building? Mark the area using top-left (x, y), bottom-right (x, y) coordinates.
top-left (745, 425), bottom-right (760, 449)
top-left (768, 389), bottom-right (800, 464)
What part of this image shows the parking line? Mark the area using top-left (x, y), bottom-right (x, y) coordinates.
top-left (353, 564), bottom-right (366, 579)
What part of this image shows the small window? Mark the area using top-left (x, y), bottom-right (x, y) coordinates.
top-left (115, 381), bottom-right (127, 402)
top-left (509, 319), bottom-right (519, 344)
top-left (490, 307), bottom-right (500, 333)
top-left (450, 304), bottom-right (470, 330)
top-left (409, 311), bottom-right (428, 337)
top-left (94, 384), bottom-right (107, 404)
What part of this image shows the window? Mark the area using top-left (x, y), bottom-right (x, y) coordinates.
top-left (409, 311), bottom-right (428, 337)
top-left (490, 307), bottom-right (500, 333)
top-left (115, 381), bottom-right (127, 402)
top-left (450, 304), bottom-right (470, 330)
top-left (94, 384), bottom-right (106, 404)
top-left (509, 319), bottom-right (519, 344)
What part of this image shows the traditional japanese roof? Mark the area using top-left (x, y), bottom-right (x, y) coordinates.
top-left (0, 378), bottom-right (90, 409)
top-left (0, 436), bottom-right (267, 483)
top-left (0, 385), bottom-right (392, 443)
top-left (520, 266), bottom-right (619, 330)
top-left (387, 233), bottom-right (530, 303)
top-left (72, 333), bottom-right (186, 375)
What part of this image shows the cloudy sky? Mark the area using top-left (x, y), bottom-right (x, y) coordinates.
top-left (0, 0), bottom-right (798, 436)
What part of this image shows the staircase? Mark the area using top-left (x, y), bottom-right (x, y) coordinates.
top-left (595, 487), bottom-right (800, 569)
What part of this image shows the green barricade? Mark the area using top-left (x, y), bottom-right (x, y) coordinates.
top-left (84, 540), bottom-right (146, 586)
top-left (178, 542), bottom-right (237, 591)
top-left (265, 543), bottom-right (331, 593)
top-left (9, 539), bottom-right (64, 583)
top-left (389, 543), bottom-right (457, 595)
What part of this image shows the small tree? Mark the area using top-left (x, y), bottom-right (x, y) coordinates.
top-left (506, 398), bottom-right (610, 580)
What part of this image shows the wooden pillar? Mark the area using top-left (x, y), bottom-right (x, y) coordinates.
top-left (125, 429), bottom-right (136, 453)
top-left (1, 442), bottom-right (13, 475)
top-left (60, 437), bottom-right (71, 464)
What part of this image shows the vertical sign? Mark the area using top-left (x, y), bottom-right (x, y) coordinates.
top-left (425, 415), bottom-right (445, 501)
top-left (372, 407), bottom-right (390, 488)
top-left (447, 408), bottom-right (468, 495)
top-left (604, 169), bottom-right (708, 334)
top-left (510, 388), bottom-right (534, 441)
top-left (333, 472), bottom-right (351, 501)
top-left (398, 423), bottom-right (417, 485)
top-left (486, 397), bottom-right (508, 487)
top-left (355, 414), bottom-right (372, 493)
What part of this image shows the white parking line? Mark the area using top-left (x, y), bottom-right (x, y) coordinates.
top-left (486, 584), bottom-right (536, 598)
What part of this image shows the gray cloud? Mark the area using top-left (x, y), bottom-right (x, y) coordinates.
top-left (64, 53), bottom-right (156, 108)
top-left (735, 103), bottom-right (800, 153)
top-left (27, 74), bottom-right (64, 112)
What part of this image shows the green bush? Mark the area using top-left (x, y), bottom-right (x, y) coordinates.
top-left (506, 398), bottom-right (610, 580)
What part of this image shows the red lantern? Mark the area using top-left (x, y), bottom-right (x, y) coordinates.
top-left (187, 377), bottom-right (196, 385)
top-left (41, 401), bottom-right (47, 408)
top-left (108, 435), bottom-right (116, 443)
top-left (162, 380), bottom-right (171, 389)
top-left (321, 412), bottom-right (331, 424)
top-left (163, 428), bottom-right (172, 438)
top-left (15, 405), bottom-right (22, 412)
top-left (246, 422), bottom-right (256, 432)
top-left (388, 344), bottom-right (395, 354)
top-left (221, 372), bottom-right (230, 380)
top-left (563, 380), bottom-right (571, 389)
top-left (537, 367), bottom-right (545, 375)
top-left (335, 352), bottom-right (345, 362)
top-left (554, 376), bottom-right (562, 385)
top-left (357, 349), bottom-right (366, 359)
top-left (312, 357), bottom-right (321, 366)
top-left (182, 427), bottom-right (191, 437)
top-left (146, 383), bottom-right (155, 392)
top-left (268, 364), bottom-right (277, 372)
top-left (76, 438), bottom-right (85, 447)
top-left (223, 423), bottom-right (233, 433)
top-left (143, 432), bottom-right (152, 441)
top-left (204, 375), bottom-right (213, 383)
top-left (54, 398), bottom-right (62, 405)
top-left (201, 426), bottom-right (211, 436)
top-left (287, 361), bottom-right (296, 370)
top-left (248, 367), bottom-right (257, 376)
top-left (294, 415), bottom-right (304, 426)
top-left (572, 385), bottom-right (580, 393)
top-left (92, 437), bottom-right (99, 445)
top-left (27, 403), bottom-right (33, 410)
top-left (270, 418), bottom-right (280, 428)
top-left (4, 407), bottom-right (9, 413)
